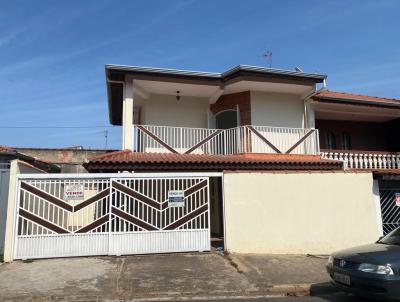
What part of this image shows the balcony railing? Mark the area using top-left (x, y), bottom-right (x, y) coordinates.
top-left (321, 150), bottom-right (400, 170)
top-left (133, 124), bottom-right (320, 155)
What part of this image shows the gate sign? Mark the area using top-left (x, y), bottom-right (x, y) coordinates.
top-left (168, 190), bottom-right (185, 207)
top-left (64, 184), bottom-right (84, 201)
top-left (396, 193), bottom-right (400, 207)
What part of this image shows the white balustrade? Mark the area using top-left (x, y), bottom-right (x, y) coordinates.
top-left (321, 151), bottom-right (400, 170)
top-left (133, 124), bottom-right (320, 155)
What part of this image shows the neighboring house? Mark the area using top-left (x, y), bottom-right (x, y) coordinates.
top-left (4, 64), bottom-right (400, 262)
top-left (0, 146), bottom-right (112, 255)
top-left (13, 147), bottom-right (116, 173)
top-left (0, 146), bottom-right (59, 253)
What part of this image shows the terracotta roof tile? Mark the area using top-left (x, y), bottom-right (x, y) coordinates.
top-left (85, 150), bottom-right (343, 171)
top-left (313, 89), bottom-right (400, 107)
top-left (0, 145), bottom-right (13, 152)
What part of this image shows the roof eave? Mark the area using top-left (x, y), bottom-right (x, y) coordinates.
top-left (313, 96), bottom-right (400, 109)
top-left (106, 64), bottom-right (327, 125)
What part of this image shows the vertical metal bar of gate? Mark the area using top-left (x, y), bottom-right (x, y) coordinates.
top-left (12, 179), bottom-right (22, 260)
top-left (108, 180), bottom-right (113, 255)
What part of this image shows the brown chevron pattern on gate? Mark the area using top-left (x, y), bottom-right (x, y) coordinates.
top-left (19, 181), bottom-right (111, 235)
top-left (112, 179), bottom-right (208, 211)
top-left (20, 181), bottom-right (109, 213)
top-left (18, 178), bottom-right (209, 234)
top-left (19, 209), bottom-right (110, 234)
top-left (111, 178), bottom-right (208, 230)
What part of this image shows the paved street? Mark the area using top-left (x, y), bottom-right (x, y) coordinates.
top-left (171, 294), bottom-right (367, 302)
top-left (0, 252), bottom-right (377, 302)
top-left (0, 253), bottom-right (330, 301)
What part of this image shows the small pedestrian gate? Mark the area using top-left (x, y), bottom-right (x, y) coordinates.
top-left (380, 183), bottom-right (400, 235)
top-left (13, 173), bottom-right (212, 260)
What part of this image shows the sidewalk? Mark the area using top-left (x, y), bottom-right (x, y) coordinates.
top-left (0, 252), bottom-right (331, 301)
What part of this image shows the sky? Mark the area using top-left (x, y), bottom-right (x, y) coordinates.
top-left (0, 0), bottom-right (399, 150)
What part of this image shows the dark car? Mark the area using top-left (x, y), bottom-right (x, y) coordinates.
top-left (327, 227), bottom-right (400, 300)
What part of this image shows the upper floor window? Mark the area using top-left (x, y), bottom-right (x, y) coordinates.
top-left (341, 132), bottom-right (352, 150)
top-left (325, 132), bottom-right (336, 150)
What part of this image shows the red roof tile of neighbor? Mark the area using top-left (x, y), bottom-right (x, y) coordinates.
top-left (0, 145), bottom-right (13, 152)
top-left (85, 150), bottom-right (343, 172)
top-left (313, 89), bottom-right (400, 107)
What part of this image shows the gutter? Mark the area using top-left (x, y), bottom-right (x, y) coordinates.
top-left (105, 64), bottom-right (327, 82)
top-left (314, 96), bottom-right (400, 109)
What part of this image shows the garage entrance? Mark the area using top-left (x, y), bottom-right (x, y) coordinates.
top-left (12, 173), bottom-right (223, 260)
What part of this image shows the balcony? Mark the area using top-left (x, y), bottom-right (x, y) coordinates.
top-left (133, 125), bottom-right (320, 155)
top-left (321, 150), bottom-right (400, 170)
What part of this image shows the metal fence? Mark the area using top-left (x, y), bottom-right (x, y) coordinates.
top-left (133, 124), bottom-right (320, 155)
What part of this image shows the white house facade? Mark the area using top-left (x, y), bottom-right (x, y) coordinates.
top-left (3, 64), bottom-right (400, 261)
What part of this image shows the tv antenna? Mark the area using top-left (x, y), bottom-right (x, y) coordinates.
top-left (262, 51), bottom-right (272, 68)
top-left (103, 130), bottom-right (108, 149)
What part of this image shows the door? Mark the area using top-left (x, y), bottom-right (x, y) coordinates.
top-left (215, 109), bottom-right (238, 129)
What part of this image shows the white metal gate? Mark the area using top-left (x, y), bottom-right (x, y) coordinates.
top-left (380, 185), bottom-right (400, 235)
top-left (13, 173), bottom-right (213, 260)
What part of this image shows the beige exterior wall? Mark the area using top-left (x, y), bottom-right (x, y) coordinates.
top-left (250, 91), bottom-right (305, 128)
top-left (140, 94), bottom-right (209, 128)
top-left (224, 171), bottom-right (380, 254)
top-left (3, 160), bottom-right (46, 262)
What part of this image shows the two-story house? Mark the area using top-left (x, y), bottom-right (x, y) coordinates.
top-left (5, 64), bottom-right (400, 262)
top-left (83, 64), bottom-right (400, 254)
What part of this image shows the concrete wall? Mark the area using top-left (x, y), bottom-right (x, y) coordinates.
top-left (223, 171), bottom-right (380, 254)
top-left (250, 91), bottom-right (305, 128)
top-left (14, 148), bottom-right (113, 173)
top-left (3, 160), bottom-right (46, 262)
top-left (140, 94), bottom-right (209, 128)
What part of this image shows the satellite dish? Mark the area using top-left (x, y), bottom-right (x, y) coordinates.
top-left (295, 66), bottom-right (303, 72)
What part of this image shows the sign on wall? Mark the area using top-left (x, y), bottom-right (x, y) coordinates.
top-left (64, 184), bottom-right (84, 201)
top-left (168, 190), bottom-right (185, 207)
top-left (395, 193), bottom-right (400, 207)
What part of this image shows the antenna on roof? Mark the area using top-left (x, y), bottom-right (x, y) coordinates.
top-left (262, 51), bottom-right (272, 68)
top-left (103, 130), bottom-right (108, 149)
top-left (295, 66), bottom-right (303, 72)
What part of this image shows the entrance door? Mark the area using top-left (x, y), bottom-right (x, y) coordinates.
top-left (215, 109), bottom-right (238, 129)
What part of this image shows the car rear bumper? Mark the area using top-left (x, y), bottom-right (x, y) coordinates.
top-left (327, 266), bottom-right (400, 300)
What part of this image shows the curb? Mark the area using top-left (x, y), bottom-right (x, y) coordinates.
top-left (268, 283), bottom-right (311, 296)
top-left (0, 283), bottom-right (328, 302)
